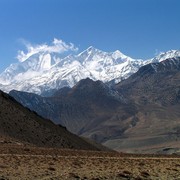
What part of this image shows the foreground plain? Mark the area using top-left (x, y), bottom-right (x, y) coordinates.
top-left (0, 144), bottom-right (180, 180)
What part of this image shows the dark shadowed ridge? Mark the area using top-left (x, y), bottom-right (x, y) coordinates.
top-left (0, 90), bottom-right (108, 151)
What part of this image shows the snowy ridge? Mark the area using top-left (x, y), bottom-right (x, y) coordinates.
top-left (145, 50), bottom-right (180, 64)
top-left (0, 47), bottom-right (179, 96)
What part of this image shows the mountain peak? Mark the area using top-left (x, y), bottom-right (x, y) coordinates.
top-left (86, 46), bottom-right (100, 54)
top-left (87, 46), bottom-right (96, 51)
top-left (77, 46), bottom-right (102, 57)
top-left (112, 50), bottom-right (129, 60)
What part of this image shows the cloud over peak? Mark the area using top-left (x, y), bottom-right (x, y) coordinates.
top-left (17, 38), bottom-right (78, 62)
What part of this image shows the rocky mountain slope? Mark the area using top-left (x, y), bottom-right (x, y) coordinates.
top-left (10, 78), bottom-right (135, 143)
top-left (106, 56), bottom-right (180, 152)
top-left (10, 57), bottom-right (180, 153)
top-left (116, 56), bottom-right (180, 105)
top-left (0, 90), bottom-right (105, 151)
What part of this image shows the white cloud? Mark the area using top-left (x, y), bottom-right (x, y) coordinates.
top-left (154, 49), bottom-right (164, 56)
top-left (17, 38), bottom-right (78, 62)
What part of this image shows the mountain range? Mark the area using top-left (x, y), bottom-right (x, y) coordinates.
top-left (0, 46), bottom-right (179, 96)
top-left (10, 56), bottom-right (180, 153)
top-left (1, 46), bottom-right (180, 153)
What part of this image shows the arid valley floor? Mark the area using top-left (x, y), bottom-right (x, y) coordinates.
top-left (0, 144), bottom-right (180, 180)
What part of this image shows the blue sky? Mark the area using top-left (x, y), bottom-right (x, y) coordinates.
top-left (0, 0), bottom-right (180, 72)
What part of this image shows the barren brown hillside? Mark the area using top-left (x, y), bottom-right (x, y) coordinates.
top-left (0, 90), bottom-right (104, 151)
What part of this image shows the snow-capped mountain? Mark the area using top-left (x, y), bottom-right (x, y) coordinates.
top-left (0, 47), bottom-right (179, 96)
top-left (146, 50), bottom-right (180, 64)
top-left (0, 53), bottom-right (57, 85)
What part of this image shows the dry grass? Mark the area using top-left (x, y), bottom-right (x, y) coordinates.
top-left (0, 145), bottom-right (180, 180)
